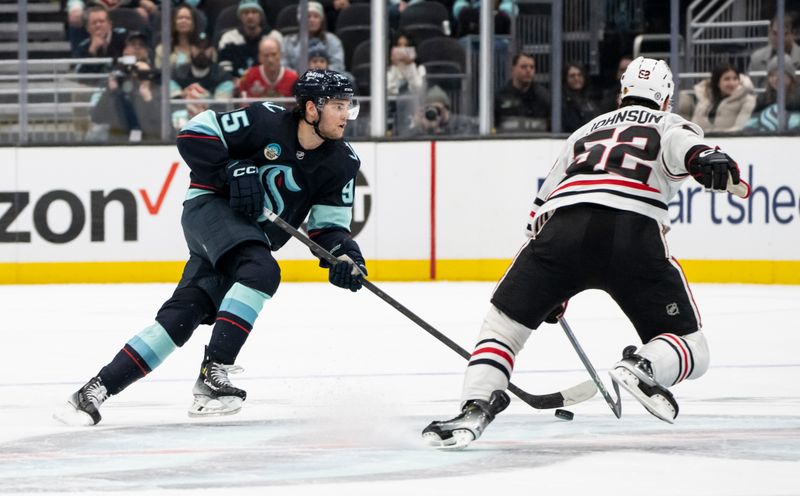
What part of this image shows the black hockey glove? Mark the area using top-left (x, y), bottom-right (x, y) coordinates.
top-left (328, 240), bottom-right (367, 292)
top-left (225, 159), bottom-right (263, 219)
top-left (544, 300), bottom-right (568, 324)
top-left (687, 146), bottom-right (740, 192)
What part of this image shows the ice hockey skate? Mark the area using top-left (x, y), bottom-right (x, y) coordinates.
top-left (609, 346), bottom-right (679, 423)
top-left (188, 349), bottom-right (247, 417)
top-left (53, 376), bottom-right (108, 426)
top-left (422, 390), bottom-right (510, 449)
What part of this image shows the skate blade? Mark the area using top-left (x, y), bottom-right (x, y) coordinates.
top-left (422, 429), bottom-right (475, 450)
top-left (52, 403), bottom-right (97, 427)
top-left (609, 369), bottom-right (675, 424)
top-left (187, 395), bottom-right (243, 418)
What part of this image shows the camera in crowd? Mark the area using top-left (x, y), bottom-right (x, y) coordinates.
top-left (112, 55), bottom-right (158, 89)
top-left (424, 105), bottom-right (442, 121)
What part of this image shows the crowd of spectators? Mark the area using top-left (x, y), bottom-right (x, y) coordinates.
top-left (62, 1), bottom-right (800, 141)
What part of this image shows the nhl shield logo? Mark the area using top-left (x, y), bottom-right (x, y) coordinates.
top-left (296, 151), bottom-right (305, 160)
top-left (666, 303), bottom-right (680, 316)
top-left (264, 143), bottom-right (281, 160)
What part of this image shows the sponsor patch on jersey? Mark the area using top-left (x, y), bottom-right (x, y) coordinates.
top-left (296, 151), bottom-right (305, 160)
top-left (264, 143), bottom-right (281, 160)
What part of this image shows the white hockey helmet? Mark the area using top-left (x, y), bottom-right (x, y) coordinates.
top-left (619, 56), bottom-right (674, 111)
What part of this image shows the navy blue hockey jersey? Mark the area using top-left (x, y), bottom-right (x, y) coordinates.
top-left (176, 102), bottom-right (361, 251)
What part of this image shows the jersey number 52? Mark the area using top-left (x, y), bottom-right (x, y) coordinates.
top-left (566, 125), bottom-right (660, 183)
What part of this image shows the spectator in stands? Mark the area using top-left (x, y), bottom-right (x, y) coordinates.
top-left (453, 0), bottom-right (517, 37)
top-left (75, 5), bottom-right (129, 73)
top-left (387, 32), bottom-right (426, 96)
top-left (748, 13), bottom-right (800, 87)
top-left (745, 57), bottom-right (800, 132)
top-left (239, 36), bottom-right (299, 98)
top-left (87, 33), bottom-right (162, 142)
top-left (678, 63), bottom-right (756, 133)
top-left (494, 52), bottom-right (550, 132)
top-left (67, 0), bottom-right (157, 45)
top-left (66, 0), bottom-right (90, 56)
top-left (305, 40), bottom-right (356, 83)
top-left (124, 31), bottom-right (153, 63)
top-left (282, 1), bottom-right (346, 73)
top-left (154, 3), bottom-right (202, 69)
top-left (307, 41), bottom-right (330, 70)
top-left (388, 0), bottom-right (423, 33)
top-left (405, 85), bottom-right (478, 136)
top-left (325, 0), bottom-right (350, 33)
top-left (171, 33), bottom-right (234, 129)
top-left (561, 62), bottom-right (600, 132)
top-left (599, 55), bottom-right (632, 112)
top-left (218, 0), bottom-right (280, 82)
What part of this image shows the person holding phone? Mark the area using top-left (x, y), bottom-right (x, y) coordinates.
top-left (387, 32), bottom-right (426, 96)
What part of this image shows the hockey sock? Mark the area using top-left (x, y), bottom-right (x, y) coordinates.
top-left (637, 330), bottom-right (709, 386)
top-left (460, 305), bottom-right (534, 405)
top-left (98, 322), bottom-right (178, 396)
top-left (207, 283), bottom-right (269, 364)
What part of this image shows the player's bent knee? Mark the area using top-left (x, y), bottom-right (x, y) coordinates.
top-left (237, 254), bottom-right (280, 296)
top-left (155, 287), bottom-right (216, 347)
top-left (221, 242), bottom-right (281, 296)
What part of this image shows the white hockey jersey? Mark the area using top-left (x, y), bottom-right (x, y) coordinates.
top-left (527, 105), bottom-right (707, 235)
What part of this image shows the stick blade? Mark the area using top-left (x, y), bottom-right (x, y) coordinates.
top-left (560, 380), bottom-right (598, 407)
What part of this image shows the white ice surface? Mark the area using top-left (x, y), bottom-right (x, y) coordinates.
top-left (1, 282), bottom-right (798, 495)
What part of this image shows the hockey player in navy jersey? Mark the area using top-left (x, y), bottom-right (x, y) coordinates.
top-left (423, 57), bottom-right (752, 449)
top-left (57, 70), bottom-right (367, 425)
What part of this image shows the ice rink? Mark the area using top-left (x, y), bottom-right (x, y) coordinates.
top-left (1, 281), bottom-right (798, 495)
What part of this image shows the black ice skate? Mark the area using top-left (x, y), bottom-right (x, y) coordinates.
top-left (422, 390), bottom-right (510, 449)
top-left (54, 376), bottom-right (109, 426)
top-left (609, 345), bottom-right (679, 423)
top-left (188, 348), bottom-right (247, 417)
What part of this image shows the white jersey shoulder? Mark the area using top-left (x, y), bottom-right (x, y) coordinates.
top-left (526, 105), bottom-right (707, 235)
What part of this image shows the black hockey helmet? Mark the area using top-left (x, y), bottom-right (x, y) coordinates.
top-left (294, 69), bottom-right (359, 120)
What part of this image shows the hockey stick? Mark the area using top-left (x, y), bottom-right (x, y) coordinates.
top-left (558, 316), bottom-right (622, 418)
top-left (263, 208), bottom-right (597, 410)
top-left (726, 177), bottom-right (750, 199)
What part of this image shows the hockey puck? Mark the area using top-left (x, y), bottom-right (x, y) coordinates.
top-left (554, 409), bottom-right (574, 421)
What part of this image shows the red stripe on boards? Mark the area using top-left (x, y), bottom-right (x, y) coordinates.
top-left (430, 140), bottom-right (437, 280)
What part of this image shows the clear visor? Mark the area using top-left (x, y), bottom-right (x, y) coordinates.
top-left (346, 98), bottom-right (360, 120)
top-left (317, 96), bottom-right (359, 120)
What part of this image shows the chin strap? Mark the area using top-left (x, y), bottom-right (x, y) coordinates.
top-left (303, 113), bottom-right (329, 141)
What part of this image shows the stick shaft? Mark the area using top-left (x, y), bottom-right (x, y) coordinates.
top-left (558, 317), bottom-right (622, 418)
top-left (263, 209), bottom-right (591, 409)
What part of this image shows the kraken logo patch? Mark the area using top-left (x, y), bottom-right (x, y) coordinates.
top-left (264, 143), bottom-right (281, 160)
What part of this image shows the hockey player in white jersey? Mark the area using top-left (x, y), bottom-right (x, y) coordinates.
top-left (422, 57), bottom-right (751, 449)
